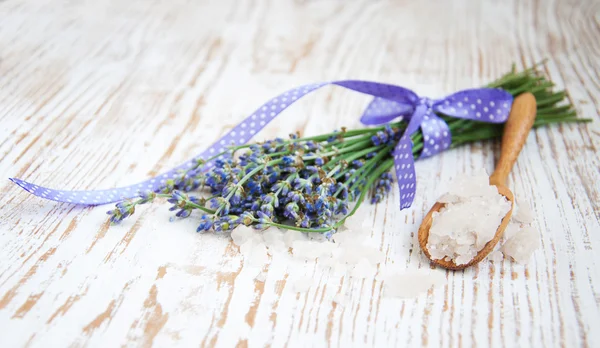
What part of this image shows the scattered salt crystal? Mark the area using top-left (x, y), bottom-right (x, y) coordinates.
top-left (503, 222), bottom-right (520, 240)
top-left (383, 270), bottom-right (446, 299)
top-left (292, 276), bottom-right (313, 293)
top-left (248, 242), bottom-right (269, 266)
top-left (360, 218), bottom-right (373, 229)
top-left (332, 293), bottom-right (345, 306)
top-left (228, 214), bottom-right (383, 275)
top-left (335, 244), bottom-right (384, 266)
top-left (513, 200), bottom-right (534, 224)
top-left (332, 228), bottom-right (364, 245)
top-left (488, 250), bottom-right (504, 262)
top-left (255, 272), bottom-right (267, 282)
top-left (283, 230), bottom-right (307, 248)
top-left (337, 224), bottom-right (350, 233)
top-left (350, 258), bottom-right (375, 278)
top-left (261, 227), bottom-right (286, 249)
top-left (363, 247), bottom-right (386, 265)
top-left (337, 244), bottom-right (365, 264)
top-left (427, 169), bottom-right (512, 265)
top-left (331, 262), bottom-right (348, 275)
top-left (239, 240), bottom-right (254, 256)
top-left (308, 233), bottom-right (328, 242)
top-left (231, 225), bottom-right (258, 247)
top-left (343, 211), bottom-right (369, 229)
top-left (292, 240), bottom-right (334, 260)
top-left (502, 226), bottom-right (539, 263)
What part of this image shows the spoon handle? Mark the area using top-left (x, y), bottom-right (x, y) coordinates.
top-left (489, 92), bottom-right (537, 186)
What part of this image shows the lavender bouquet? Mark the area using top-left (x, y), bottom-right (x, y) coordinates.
top-left (106, 64), bottom-right (588, 236)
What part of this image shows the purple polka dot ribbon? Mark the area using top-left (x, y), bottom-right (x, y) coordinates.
top-left (10, 81), bottom-right (513, 209)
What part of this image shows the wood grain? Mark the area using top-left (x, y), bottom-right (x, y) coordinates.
top-left (489, 92), bottom-right (538, 186)
top-left (0, 0), bottom-right (599, 347)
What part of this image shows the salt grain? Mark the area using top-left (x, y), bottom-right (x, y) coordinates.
top-left (488, 250), bottom-right (504, 262)
top-left (248, 242), bottom-right (269, 266)
top-left (383, 271), bottom-right (446, 298)
top-left (231, 225), bottom-right (257, 246)
top-left (262, 227), bottom-right (286, 250)
top-left (332, 293), bottom-right (345, 306)
top-left (292, 277), bottom-right (313, 293)
top-left (427, 169), bottom-right (512, 265)
top-left (292, 239), bottom-right (334, 260)
top-left (502, 226), bottom-right (539, 263)
top-left (255, 272), bottom-right (267, 282)
top-left (503, 222), bottom-right (520, 240)
top-left (283, 230), bottom-right (307, 248)
top-left (513, 200), bottom-right (534, 224)
top-left (350, 258), bottom-right (375, 279)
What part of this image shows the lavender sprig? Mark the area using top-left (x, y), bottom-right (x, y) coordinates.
top-left (107, 63), bottom-right (590, 237)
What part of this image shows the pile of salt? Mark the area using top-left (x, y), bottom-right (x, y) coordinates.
top-left (427, 169), bottom-right (512, 265)
top-left (428, 169), bottom-right (540, 265)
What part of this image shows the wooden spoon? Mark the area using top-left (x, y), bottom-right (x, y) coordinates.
top-left (418, 92), bottom-right (538, 270)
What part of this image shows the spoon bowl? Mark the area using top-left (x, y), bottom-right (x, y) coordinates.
top-left (418, 92), bottom-right (537, 270)
top-left (418, 185), bottom-right (514, 270)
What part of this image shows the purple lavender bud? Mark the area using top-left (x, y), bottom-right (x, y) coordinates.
top-left (260, 204), bottom-right (274, 218)
top-left (282, 155), bottom-right (295, 166)
top-left (176, 209), bottom-right (192, 218)
top-left (196, 215), bottom-right (214, 232)
top-left (299, 216), bottom-right (311, 228)
top-left (284, 202), bottom-right (299, 219)
top-left (351, 160), bottom-right (364, 168)
top-left (116, 202), bottom-right (129, 215)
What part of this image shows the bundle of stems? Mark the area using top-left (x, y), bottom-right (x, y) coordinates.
top-left (108, 63), bottom-right (590, 235)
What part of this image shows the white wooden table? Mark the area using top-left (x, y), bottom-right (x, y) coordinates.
top-left (1, 0), bottom-right (599, 347)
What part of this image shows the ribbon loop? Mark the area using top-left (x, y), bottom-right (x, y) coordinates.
top-left (360, 97), bottom-right (412, 125)
top-left (434, 88), bottom-right (512, 122)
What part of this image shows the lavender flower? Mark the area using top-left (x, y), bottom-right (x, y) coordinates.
top-left (107, 124), bottom-right (403, 236)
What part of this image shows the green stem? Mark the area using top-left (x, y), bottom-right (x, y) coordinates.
top-left (155, 193), bottom-right (216, 214)
top-left (333, 158), bottom-right (394, 230)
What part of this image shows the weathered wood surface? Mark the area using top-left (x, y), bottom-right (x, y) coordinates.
top-left (1, 0), bottom-right (599, 347)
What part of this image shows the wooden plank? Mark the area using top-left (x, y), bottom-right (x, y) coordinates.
top-left (0, 0), bottom-right (599, 347)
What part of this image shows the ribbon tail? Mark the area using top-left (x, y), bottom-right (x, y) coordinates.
top-left (9, 80), bottom-right (418, 206)
top-left (419, 114), bottom-right (452, 159)
top-left (391, 136), bottom-right (417, 210)
top-left (391, 104), bottom-right (428, 210)
top-left (7, 82), bottom-right (329, 205)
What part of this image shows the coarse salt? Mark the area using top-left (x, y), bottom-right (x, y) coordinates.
top-left (230, 220), bottom-right (450, 298)
top-left (488, 250), bottom-right (504, 262)
top-left (502, 225), bottom-right (539, 263)
top-left (500, 200), bottom-right (539, 263)
top-left (332, 293), bottom-right (345, 306)
top-left (382, 270), bottom-right (446, 299)
top-left (255, 271), bottom-right (267, 282)
top-left (292, 276), bottom-right (313, 293)
top-left (427, 169), bottom-right (512, 265)
top-left (503, 222), bottom-right (521, 240)
top-left (512, 199), bottom-right (534, 224)
top-left (350, 258), bottom-right (375, 279)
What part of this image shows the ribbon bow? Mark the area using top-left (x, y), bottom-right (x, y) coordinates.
top-left (10, 81), bottom-right (513, 210)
